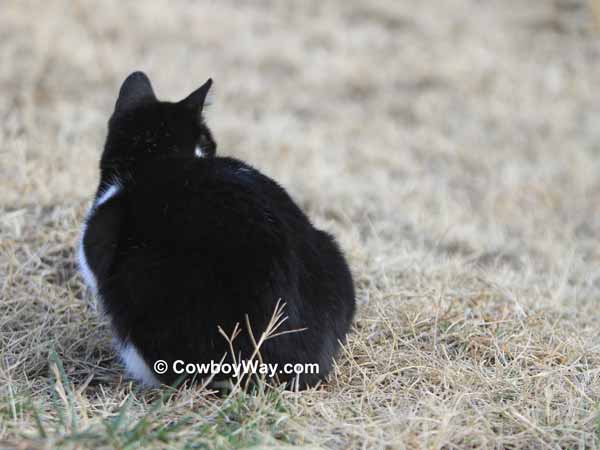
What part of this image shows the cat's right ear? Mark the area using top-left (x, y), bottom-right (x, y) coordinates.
top-left (180, 78), bottom-right (213, 121)
top-left (114, 71), bottom-right (156, 114)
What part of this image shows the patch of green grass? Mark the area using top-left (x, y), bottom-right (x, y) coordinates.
top-left (1, 353), bottom-right (308, 450)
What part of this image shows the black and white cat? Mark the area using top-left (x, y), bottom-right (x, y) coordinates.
top-left (78, 72), bottom-right (355, 388)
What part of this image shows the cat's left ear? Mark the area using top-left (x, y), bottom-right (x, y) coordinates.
top-left (180, 78), bottom-right (213, 120)
top-left (114, 71), bottom-right (156, 114)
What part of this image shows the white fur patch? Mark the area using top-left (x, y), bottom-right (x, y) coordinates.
top-left (77, 183), bottom-right (122, 295)
top-left (96, 184), bottom-right (120, 207)
top-left (194, 144), bottom-right (204, 158)
top-left (119, 342), bottom-right (160, 387)
top-left (77, 222), bottom-right (98, 295)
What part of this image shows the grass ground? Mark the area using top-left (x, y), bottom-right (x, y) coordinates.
top-left (2, 0), bottom-right (600, 448)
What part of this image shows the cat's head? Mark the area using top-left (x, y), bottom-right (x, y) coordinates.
top-left (101, 71), bottom-right (216, 173)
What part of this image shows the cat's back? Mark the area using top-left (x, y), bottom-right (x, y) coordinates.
top-left (93, 157), bottom-right (286, 316)
top-left (112, 156), bottom-right (298, 277)
top-left (123, 156), bottom-right (308, 248)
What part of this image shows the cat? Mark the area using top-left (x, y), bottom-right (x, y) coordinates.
top-left (78, 72), bottom-right (355, 389)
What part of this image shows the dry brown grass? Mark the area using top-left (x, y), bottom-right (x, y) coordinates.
top-left (2, 0), bottom-right (600, 448)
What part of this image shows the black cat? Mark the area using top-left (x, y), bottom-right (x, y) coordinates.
top-left (78, 72), bottom-right (355, 388)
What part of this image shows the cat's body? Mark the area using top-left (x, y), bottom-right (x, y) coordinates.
top-left (79, 72), bottom-right (355, 388)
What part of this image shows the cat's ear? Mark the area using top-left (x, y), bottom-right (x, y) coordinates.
top-left (114, 71), bottom-right (156, 114)
top-left (180, 78), bottom-right (213, 120)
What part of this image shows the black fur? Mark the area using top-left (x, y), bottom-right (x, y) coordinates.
top-left (80, 71), bottom-right (355, 388)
